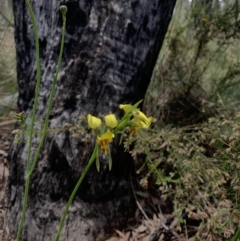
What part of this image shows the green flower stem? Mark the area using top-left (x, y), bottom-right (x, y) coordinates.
top-left (55, 145), bottom-right (98, 241)
top-left (16, 4), bottom-right (67, 241)
top-left (17, 0), bottom-right (41, 240)
top-left (27, 5), bottom-right (67, 177)
top-left (231, 228), bottom-right (240, 241)
top-left (24, 0), bottom-right (41, 173)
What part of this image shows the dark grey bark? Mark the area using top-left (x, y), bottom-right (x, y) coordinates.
top-left (7, 0), bottom-right (176, 240)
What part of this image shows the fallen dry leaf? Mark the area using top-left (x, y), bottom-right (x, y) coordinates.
top-left (0, 150), bottom-right (7, 157)
top-left (105, 237), bottom-right (119, 241)
top-left (115, 229), bottom-right (129, 241)
top-left (137, 225), bottom-right (148, 233)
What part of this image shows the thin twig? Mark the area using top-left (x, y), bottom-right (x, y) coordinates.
top-left (130, 174), bottom-right (149, 220)
top-left (158, 204), bottom-right (182, 241)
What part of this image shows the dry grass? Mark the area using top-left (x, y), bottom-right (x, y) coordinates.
top-left (0, 2), bottom-right (17, 118)
top-left (0, 24), bottom-right (16, 93)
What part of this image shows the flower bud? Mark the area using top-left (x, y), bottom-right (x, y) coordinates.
top-left (119, 104), bottom-right (133, 113)
top-left (105, 114), bottom-right (118, 128)
top-left (87, 114), bottom-right (102, 129)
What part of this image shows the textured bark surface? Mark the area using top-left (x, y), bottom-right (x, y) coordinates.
top-left (6, 0), bottom-right (176, 240)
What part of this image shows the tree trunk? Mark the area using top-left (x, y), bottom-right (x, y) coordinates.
top-left (6, 0), bottom-right (176, 240)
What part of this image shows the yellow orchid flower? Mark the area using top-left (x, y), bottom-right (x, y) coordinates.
top-left (96, 130), bottom-right (114, 154)
top-left (130, 116), bottom-right (152, 135)
top-left (120, 104), bottom-right (152, 126)
top-left (132, 110), bottom-right (152, 128)
top-left (105, 114), bottom-right (118, 128)
top-left (119, 103), bottom-right (152, 133)
top-left (87, 114), bottom-right (102, 129)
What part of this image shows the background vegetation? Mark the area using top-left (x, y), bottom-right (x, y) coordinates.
top-left (0, 0), bottom-right (240, 240)
top-left (135, 0), bottom-right (240, 240)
